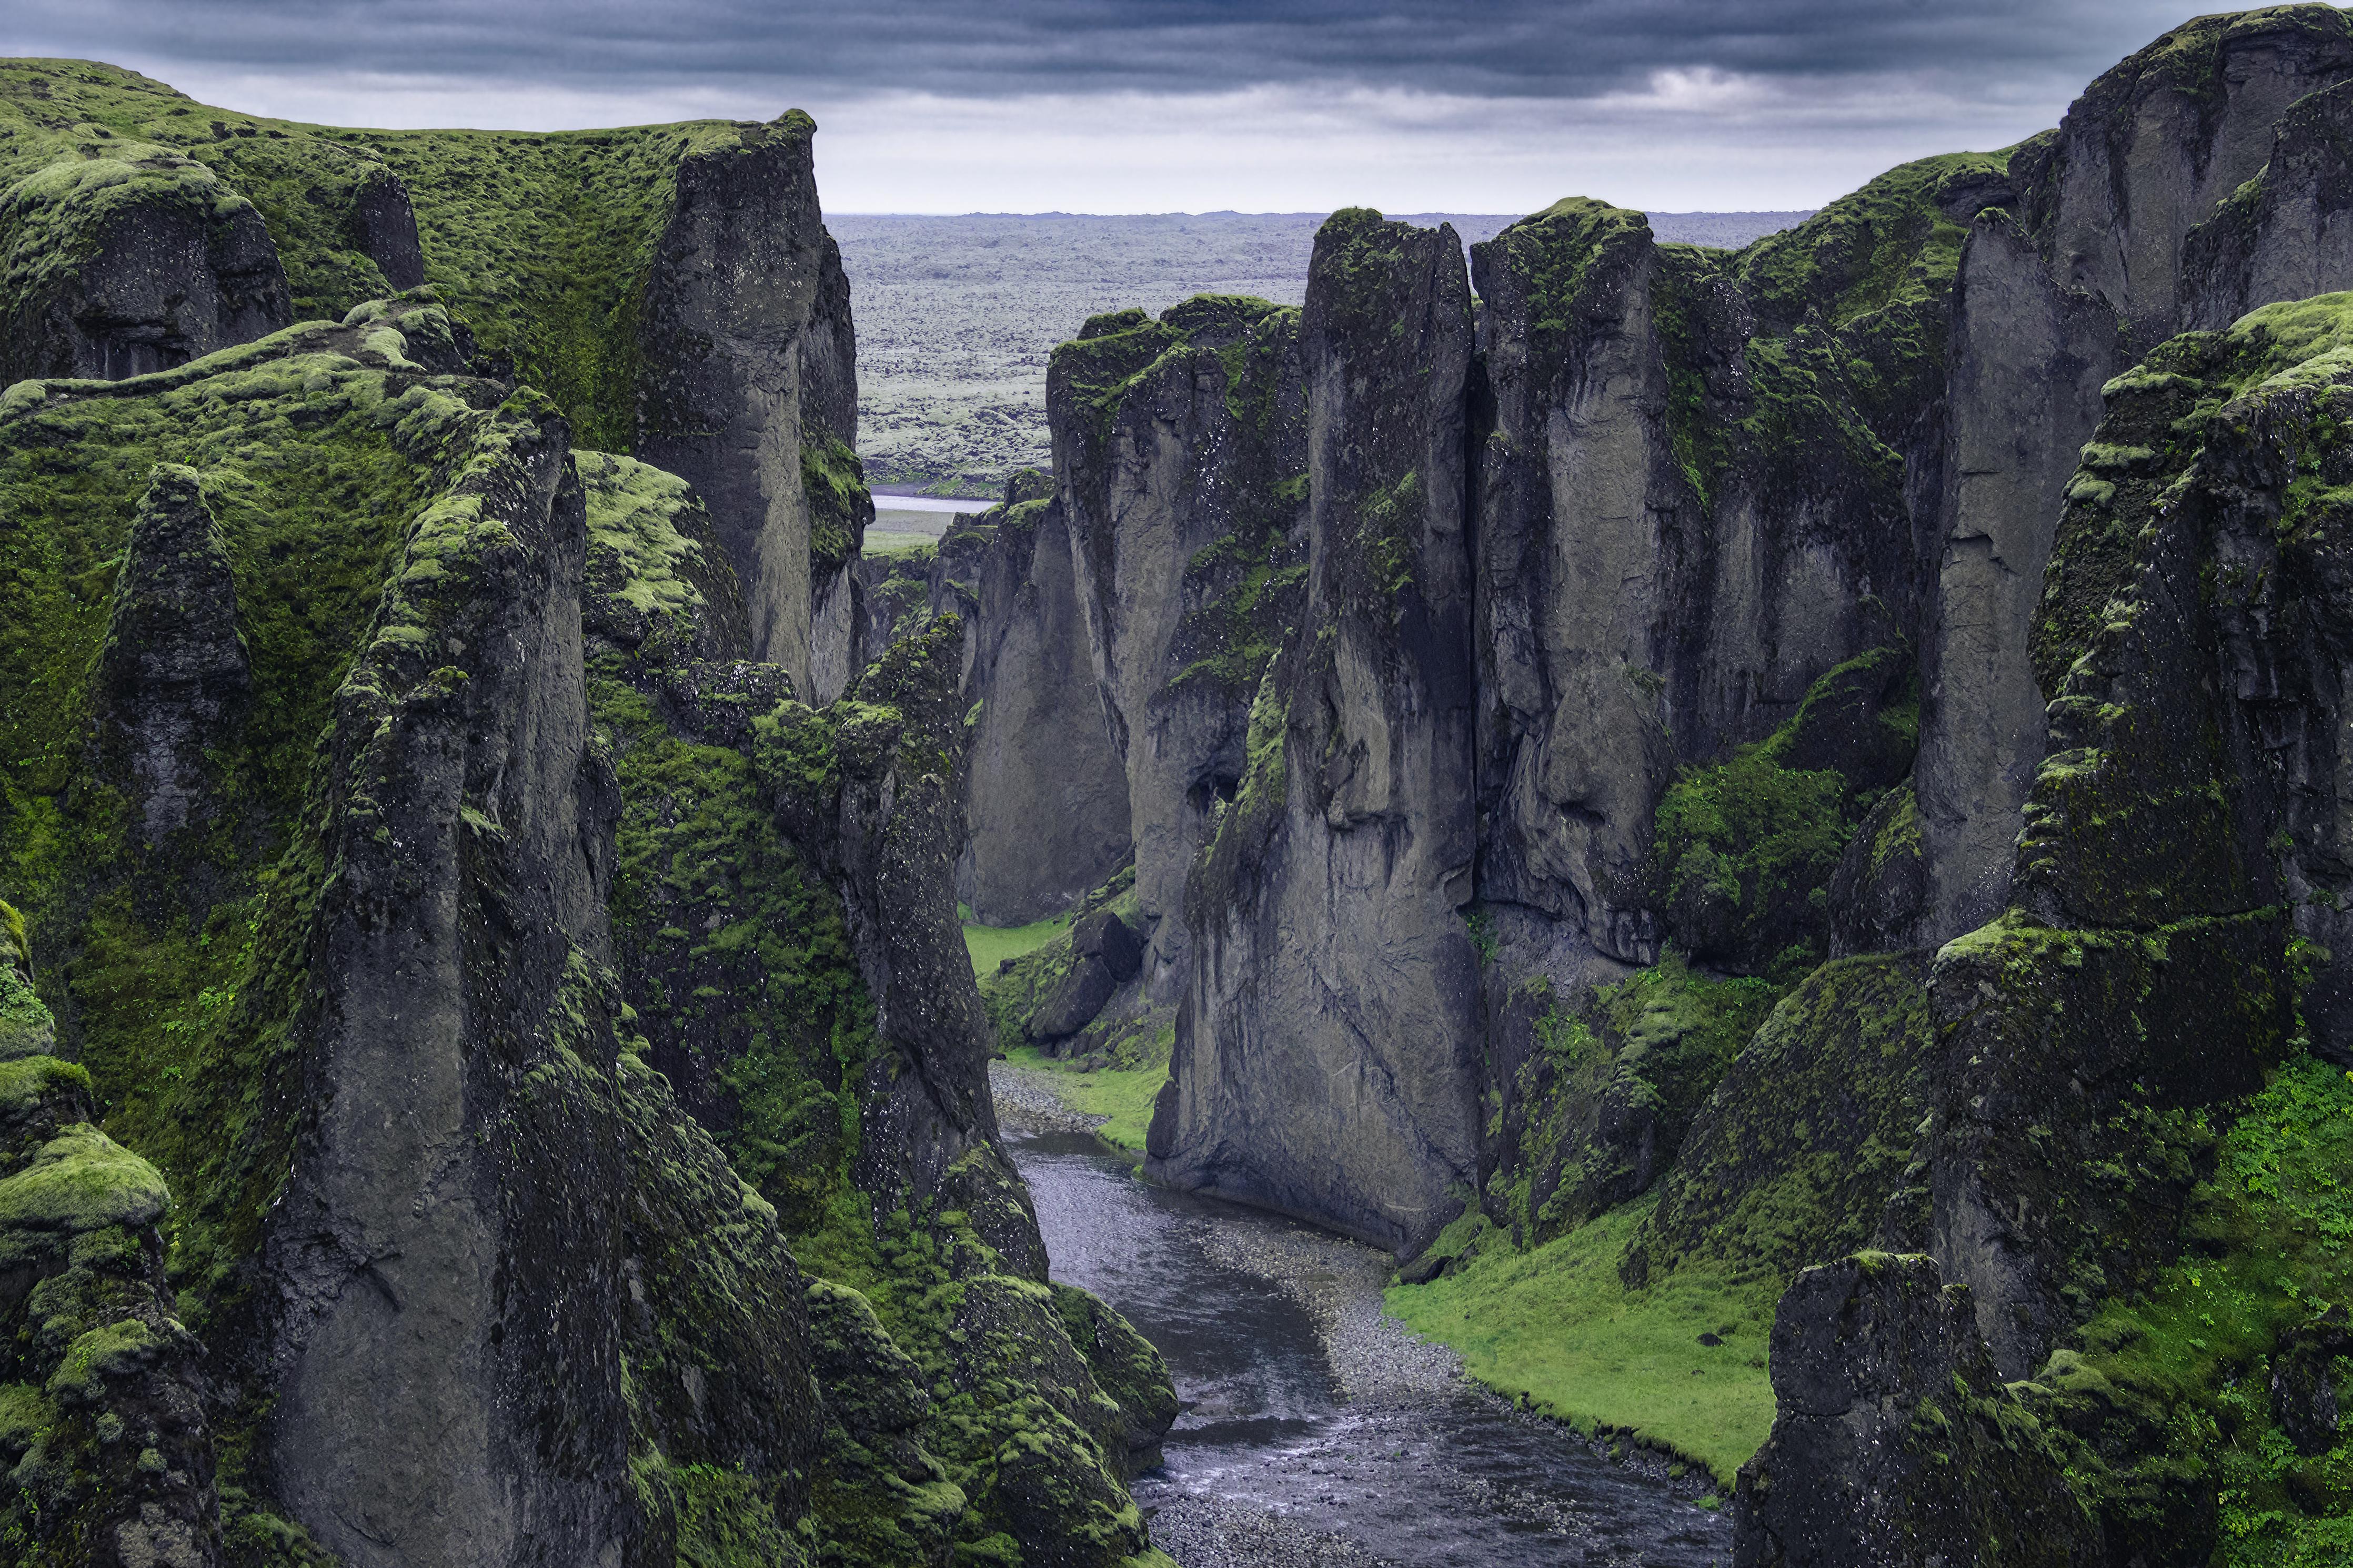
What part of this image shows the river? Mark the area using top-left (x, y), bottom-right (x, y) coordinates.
top-left (995, 1070), bottom-right (1736, 1568)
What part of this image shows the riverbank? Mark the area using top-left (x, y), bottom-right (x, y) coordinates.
top-left (1000, 1047), bottom-right (1769, 1490)
top-left (1002, 1063), bottom-right (1741, 1561)
top-left (993, 1057), bottom-right (1735, 1567)
top-left (1383, 1204), bottom-right (1774, 1484)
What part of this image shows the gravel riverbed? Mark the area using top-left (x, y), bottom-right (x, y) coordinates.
top-left (990, 1058), bottom-right (1735, 1568)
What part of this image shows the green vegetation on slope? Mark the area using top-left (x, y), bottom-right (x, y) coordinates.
top-left (0, 58), bottom-right (777, 452)
top-left (1002, 1039), bottom-right (1172, 1155)
top-left (1488, 953), bottom-right (1785, 1248)
top-left (964, 911), bottom-right (1074, 978)
top-left (1386, 1194), bottom-right (1775, 1485)
top-left (2032, 1056), bottom-right (2353, 1567)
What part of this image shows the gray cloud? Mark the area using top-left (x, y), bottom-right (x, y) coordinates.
top-left (4, 1), bottom-right (2198, 103)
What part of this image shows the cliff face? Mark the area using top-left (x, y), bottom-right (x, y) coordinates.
top-left (0, 259), bottom-right (1169, 1568)
top-left (1732, 286), bottom-right (2353, 1568)
top-left (953, 484), bottom-right (1135, 926)
top-left (1915, 6), bottom-right (2353, 942)
top-left (976, 10), bottom-right (2353, 1562)
top-left (0, 60), bottom-right (869, 705)
top-left (0, 134), bottom-right (290, 382)
top-left (636, 115), bottom-right (869, 700)
top-left (1470, 161), bottom-right (1959, 973)
top-left (1144, 211), bottom-right (1481, 1255)
top-left (1050, 297), bottom-right (1310, 997)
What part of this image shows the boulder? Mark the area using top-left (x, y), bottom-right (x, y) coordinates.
top-left (1070, 908), bottom-right (1143, 982)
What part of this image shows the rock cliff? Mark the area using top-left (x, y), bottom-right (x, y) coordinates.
top-left (977, 10), bottom-right (2353, 1563)
top-left (1145, 210), bottom-right (1481, 1256)
top-left (1050, 295), bottom-right (1310, 995)
top-left (0, 59), bottom-right (867, 702)
top-left (0, 215), bottom-right (1171, 1568)
top-left (1915, 5), bottom-right (2353, 942)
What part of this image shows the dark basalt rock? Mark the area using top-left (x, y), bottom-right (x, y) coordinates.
top-left (1733, 1253), bottom-right (2095, 1568)
top-left (0, 929), bottom-right (221, 1565)
top-left (1031, 956), bottom-right (1120, 1043)
top-left (0, 139), bottom-right (291, 383)
top-left (1051, 294), bottom-right (1309, 998)
top-left (1825, 785), bottom-right (1926, 958)
top-left (94, 463), bottom-right (250, 846)
top-left (2272, 1307), bottom-right (2353, 1459)
top-left (637, 113), bottom-right (868, 700)
top-left (1153, 209), bottom-right (1483, 1256)
top-left (1071, 909), bottom-right (1142, 982)
top-left (1914, 5), bottom-right (2353, 944)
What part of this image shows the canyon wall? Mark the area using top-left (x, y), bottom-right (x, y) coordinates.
top-left (0, 63), bottom-right (1176, 1568)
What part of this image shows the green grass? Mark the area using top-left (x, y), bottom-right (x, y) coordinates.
top-left (960, 911), bottom-right (1072, 977)
top-left (1002, 1045), bottom-right (1168, 1154)
top-left (1385, 1194), bottom-right (1777, 1483)
top-left (861, 531), bottom-right (940, 559)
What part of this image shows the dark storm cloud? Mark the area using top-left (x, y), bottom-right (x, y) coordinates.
top-left (4, 0), bottom-right (2190, 101)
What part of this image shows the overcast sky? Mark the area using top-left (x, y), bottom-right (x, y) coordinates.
top-left (5, 2), bottom-right (2217, 213)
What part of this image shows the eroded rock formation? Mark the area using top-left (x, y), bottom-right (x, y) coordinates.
top-left (1145, 210), bottom-right (1482, 1255)
top-left (0, 109), bottom-right (1174, 1568)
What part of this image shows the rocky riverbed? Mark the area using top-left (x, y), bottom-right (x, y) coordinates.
top-left (992, 1060), bottom-right (1734, 1568)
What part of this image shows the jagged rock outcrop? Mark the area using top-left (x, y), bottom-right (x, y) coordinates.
top-left (950, 480), bottom-right (1134, 925)
top-left (1470, 160), bottom-right (1960, 972)
top-left (0, 135), bottom-right (289, 382)
top-left (93, 464), bottom-right (251, 846)
top-left (258, 372), bottom-right (637, 1567)
top-left (1733, 283), bottom-right (2353, 1568)
top-left (0, 935), bottom-right (219, 1566)
top-left (0, 62), bottom-right (869, 704)
top-left (0, 291), bottom-right (1173, 1568)
top-left (1733, 1254), bottom-right (2094, 1568)
top-left (584, 449), bottom-right (1175, 1564)
top-left (1915, 5), bottom-right (2353, 941)
top-left (636, 112), bottom-right (871, 700)
top-left (1052, 296), bottom-right (1310, 995)
top-left (1149, 210), bottom-right (1480, 1255)
top-left (2185, 78), bottom-right (2353, 327)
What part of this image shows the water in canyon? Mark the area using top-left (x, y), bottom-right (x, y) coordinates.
top-left (999, 1086), bottom-right (1736, 1568)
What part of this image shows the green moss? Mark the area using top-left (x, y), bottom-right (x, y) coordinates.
top-left (1633, 955), bottom-right (1932, 1282)
top-left (802, 430), bottom-right (873, 579)
top-left (633, 1454), bottom-right (807, 1568)
top-left (1386, 1192), bottom-right (1776, 1483)
top-left (579, 449), bottom-right (719, 621)
top-left (1490, 954), bottom-right (1785, 1247)
top-left (1002, 1037), bottom-right (1171, 1154)
top-left (963, 914), bottom-right (1073, 980)
top-left (1639, 147), bottom-right (2014, 517)
top-left (1653, 648), bottom-right (1914, 973)
top-left (0, 57), bottom-right (802, 451)
top-left (2033, 1054), bottom-right (2353, 1564)
top-left (0, 1126), bottom-right (167, 1251)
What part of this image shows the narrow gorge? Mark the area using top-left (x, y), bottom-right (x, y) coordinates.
top-left (5, 6), bottom-right (2353, 1566)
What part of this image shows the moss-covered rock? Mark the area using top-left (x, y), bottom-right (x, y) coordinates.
top-left (1629, 955), bottom-right (1933, 1286)
top-left (0, 130), bottom-right (289, 382)
top-left (1733, 1252), bottom-right (2098, 1568)
top-left (0, 924), bottom-right (224, 1566)
top-left (1653, 647), bottom-right (1917, 975)
top-left (1481, 954), bottom-right (1783, 1250)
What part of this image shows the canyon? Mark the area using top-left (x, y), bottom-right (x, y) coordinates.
top-left (6, 7), bottom-right (2353, 1565)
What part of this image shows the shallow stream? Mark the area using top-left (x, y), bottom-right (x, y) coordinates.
top-left (998, 1074), bottom-right (1735, 1568)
